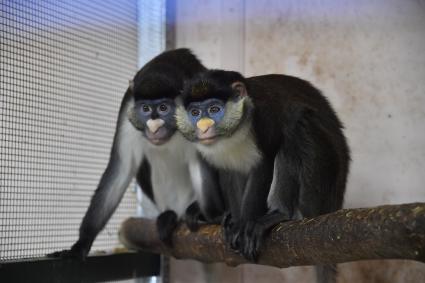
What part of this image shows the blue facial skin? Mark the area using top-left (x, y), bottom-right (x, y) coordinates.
top-left (187, 98), bottom-right (225, 126)
top-left (135, 98), bottom-right (175, 121)
top-left (134, 98), bottom-right (177, 144)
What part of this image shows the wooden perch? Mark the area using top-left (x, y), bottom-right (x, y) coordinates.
top-left (119, 203), bottom-right (425, 267)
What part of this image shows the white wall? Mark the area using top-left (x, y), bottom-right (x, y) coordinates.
top-left (172, 0), bottom-right (425, 282)
top-left (175, 0), bottom-right (425, 208)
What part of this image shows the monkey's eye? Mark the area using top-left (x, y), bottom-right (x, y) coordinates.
top-left (190, 108), bottom-right (201, 117)
top-left (157, 103), bottom-right (170, 115)
top-left (208, 105), bottom-right (221, 114)
top-left (139, 104), bottom-right (152, 115)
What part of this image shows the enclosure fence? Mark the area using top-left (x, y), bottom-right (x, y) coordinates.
top-left (0, 0), bottom-right (140, 261)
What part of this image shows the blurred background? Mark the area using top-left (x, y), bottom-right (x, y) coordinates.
top-left (1, 0), bottom-right (425, 282)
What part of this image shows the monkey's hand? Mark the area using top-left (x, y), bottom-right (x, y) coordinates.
top-left (47, 238), bottom-right (91, 260)
top-left (156, 210), bottom-right (178, 247)
top-left (184, 201), bottom-right (204, 232)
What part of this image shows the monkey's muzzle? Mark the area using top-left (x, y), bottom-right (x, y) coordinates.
top-left (196, 118), bottom-right (217, 144)
top-left (147, 119), bottom-right (165, 134)
top-left (145, 118), bottom-right (171, 145)
top-left (196, 118), bottom-right (214, 133)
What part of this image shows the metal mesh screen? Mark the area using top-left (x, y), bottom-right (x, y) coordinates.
top-left (0, 0), bottom-right (140, 261)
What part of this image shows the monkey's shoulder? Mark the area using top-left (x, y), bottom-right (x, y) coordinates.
top-left (247, 74), bottom-right (321, 99)
top-left (247, 74), bottom-right (335, 116)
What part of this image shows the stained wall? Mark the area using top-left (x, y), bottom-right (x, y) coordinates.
top-left (171, 0), bottom-right (425, 282)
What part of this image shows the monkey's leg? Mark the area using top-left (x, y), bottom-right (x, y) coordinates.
top-left (200, 163), bottom-right (226, 222)
top-left (218, 171), bottom-right (247, 251)
top-left (297, 119), bottom-right (344, 283)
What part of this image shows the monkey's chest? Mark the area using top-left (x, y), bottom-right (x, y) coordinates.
top-left (198, 132), bottom-right (262, 174)
top-left (150, 160), bottom-right (194, 216)
top-left (144, 141), bottom-right (197, 216)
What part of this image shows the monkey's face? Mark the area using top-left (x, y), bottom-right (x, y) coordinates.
top-left (185, 98), bottom-right (225, 145)
top-left (128, 98), bottom-right (177, 146)
top-left (176, 82), bottom-right (250, 145)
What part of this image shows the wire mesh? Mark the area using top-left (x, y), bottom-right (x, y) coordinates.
top-left (0, 0), bottom-right (139, 261)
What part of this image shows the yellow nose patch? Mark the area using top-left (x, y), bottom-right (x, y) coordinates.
top-left (196, 118), bottom-right (215, 133)
top-left (147, 119), bottom-right (165, 133)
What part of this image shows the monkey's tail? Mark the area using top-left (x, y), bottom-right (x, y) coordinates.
top-left (315, 264), bottom-right (337, 283)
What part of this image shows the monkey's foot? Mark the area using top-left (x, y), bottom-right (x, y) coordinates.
top-left (223, 211), bottom-right (290, 262)
top-left (239, 220), bottom-right (267, 262)
top-left (156, 210), bottom-right (178, 247)
top-left (222, 212), bottom-right (242, 252)
top-left (242, 211), bottom-right (290, 262)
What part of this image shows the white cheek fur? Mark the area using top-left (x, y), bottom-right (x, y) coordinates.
top-left (175, 104), bottom-right (197, 140)
top-left (194, 97), bottom-right (261, 174)
top-left (196, 122), bottom-right (262, 174)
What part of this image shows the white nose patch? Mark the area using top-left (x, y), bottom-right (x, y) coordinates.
top-left (146, 119), bottom-right (165, 133)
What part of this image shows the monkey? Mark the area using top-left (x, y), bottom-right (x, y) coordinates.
top-left (48, 48), bottom-right (221, 259)
top-left (175, 70), bottom-right (350, 283)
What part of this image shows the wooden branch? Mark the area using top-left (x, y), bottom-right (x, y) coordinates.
top-left (119, 203), bottom-right (425, 267)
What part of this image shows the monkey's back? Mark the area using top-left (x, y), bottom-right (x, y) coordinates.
top-left (247, 74), bottom-right (338, 121)
top-left (246, 74), bottom-right (350, 177)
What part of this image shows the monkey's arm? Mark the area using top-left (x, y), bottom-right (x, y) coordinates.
top-left (49, 91), bottom-right (142, 259)
top-left (75, 144), bottom-right (137, 258)
top-left (136, 157), bottom-right (154, 202)
top-left (52, 126), bottom-right (139, 259)
top-left (224, 158), bottom-right (276, 261)
top-left (185, 156), bottom-right (226, 231)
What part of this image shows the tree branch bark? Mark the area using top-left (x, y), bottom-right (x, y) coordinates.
top-left (119, 203), bottom-right (425, 267)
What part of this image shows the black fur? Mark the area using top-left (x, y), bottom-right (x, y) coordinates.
top-left (182, 70), bottom-right (246, 105)
top-left (48, 49), bottom-right (207, 259)
top-left (157, 210), bottom-right (178, 247)
top-left (136, 157), bottom-right (154, 202)
top-left (181, 70), bottom-right (350, 283)
top-left (184, 154), bottom-right (227, 231)
top-left (134, 49), bottom-right (206, 100)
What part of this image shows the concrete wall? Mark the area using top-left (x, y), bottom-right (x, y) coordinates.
top-left (171, 0), bottom-right (425, 282)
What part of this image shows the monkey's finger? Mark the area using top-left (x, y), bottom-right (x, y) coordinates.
top-left (241, 222), bottom-right (261, 262)
top-left (228, 223), bottom-right (244, 251)
top-left (221, 212), bottom-right (233, 228)
top-left (222, 213), bottom-right (235, 243)
top-left (251, 225), bottom-right (266, 262)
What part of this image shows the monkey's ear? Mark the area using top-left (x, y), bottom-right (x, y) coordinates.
top-left (129, 79), bottom-right (134, 91)
top-left (231, 81), bottom-right (247, 97)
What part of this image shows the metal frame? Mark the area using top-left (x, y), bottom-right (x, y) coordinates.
top-left (0, 252), bottom-right (160, 283)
